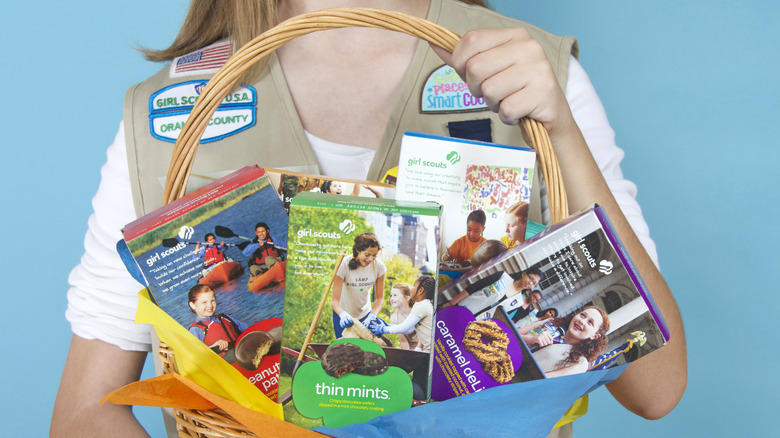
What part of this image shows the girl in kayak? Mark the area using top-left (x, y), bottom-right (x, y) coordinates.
top-left (187, 284), bottom-right (249, 362)
top-left (194, 233), bottom-right (229, 276)
top-left (241, 222), bottom-right (283, 276)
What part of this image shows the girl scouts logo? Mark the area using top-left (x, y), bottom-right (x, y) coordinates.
top-left (339, 220), bottom-right (356, 235)
top-left (178, 226), bottom-right (195, 240)
top-left (420, 65), bottom-right (488, 113)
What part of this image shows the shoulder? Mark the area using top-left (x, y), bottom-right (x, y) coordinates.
top-left (372, 259), bottom-right (387, 276)
top-left (435, 0), bottom-right (577, 84)
top-left (123, 40), bottom-right (234, 126)
top-left (412, 299), bottom-right (433, 315)
top-left (450, 235), bottom-right (467, 247)
top-left (436, 0), bottom-right (577, 56)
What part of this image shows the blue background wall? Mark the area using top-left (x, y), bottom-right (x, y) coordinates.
top-left (3, 0), bottom-right (777, 436)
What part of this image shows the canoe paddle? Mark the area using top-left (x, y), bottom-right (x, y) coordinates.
top-left (215, 225), bottom-right (253, 241)
top-left (292, 250), bottom-right (346, 378)
top-left (161, 238), bottom-right (239, 248)
top-left (215, 225), bottom-right (288, 252)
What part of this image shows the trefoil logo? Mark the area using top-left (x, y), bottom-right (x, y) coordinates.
top-left (339, 220), bottom-right (356, 235)
top-left (178, 226), bottom-right (195, 240)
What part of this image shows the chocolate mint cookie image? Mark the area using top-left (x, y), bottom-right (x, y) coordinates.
top-left (353, 351), bottom-right (389, 376)
top-left (321, 343), bottom-right (365, 378)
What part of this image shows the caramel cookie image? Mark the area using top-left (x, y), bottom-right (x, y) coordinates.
top-left (483, 351), bottom-right (514, 383)
top-left (462, 320), bottom-right (516, 383)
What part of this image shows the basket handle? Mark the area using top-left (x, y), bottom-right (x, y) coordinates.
top-left (163, 7), bottom-right (569, 223)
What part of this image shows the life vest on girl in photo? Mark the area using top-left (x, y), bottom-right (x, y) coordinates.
top-left (204, 245), bottom-right (227, 267)
top-left (189, 314), bottom-right (241, 357)
top-left (249, 241), bottom-right (280, 267)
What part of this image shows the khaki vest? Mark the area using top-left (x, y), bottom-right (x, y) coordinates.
top-left (124, 0), bottom-right (578, 225)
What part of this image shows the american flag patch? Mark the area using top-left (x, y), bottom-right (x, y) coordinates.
top-left (169, 41), bottom-right (233, 78)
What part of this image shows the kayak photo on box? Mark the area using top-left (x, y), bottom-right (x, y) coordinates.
top-left (280, 192), bottom-right (442, 429)
top-left (431, 207), bottom-right (669, 401)
top-left (122, 166), bottom-right (289, 400)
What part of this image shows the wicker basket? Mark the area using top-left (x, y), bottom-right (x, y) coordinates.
top-left (158, 8), bottom-right (569, 437)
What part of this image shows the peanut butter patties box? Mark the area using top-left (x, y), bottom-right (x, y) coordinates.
top-left (122, 165), bottom-right (288, 401)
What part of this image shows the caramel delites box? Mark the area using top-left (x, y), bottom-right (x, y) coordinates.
top-left (431, 206), bottom-right (669, 401)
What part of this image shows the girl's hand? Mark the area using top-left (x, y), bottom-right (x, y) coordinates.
top-left (522, 331), bottom-right (552, 347)
top-left (368, 319), bottom-right (390, 335)
top-left (338, 311), bottom-right (354, 328)
top-left (361, 312), bottom-right (379, 328)
top-left (532, 332), bottom-right (554, 347)
top-left (431, 28), bottom-right (576, 141)
top-left (209, 339), bottom-right (229, 351)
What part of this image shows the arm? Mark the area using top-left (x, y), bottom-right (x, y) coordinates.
top-left (55, 122), bottom-right (156, 435)
top-left (442, 272), bottom-right (502, 309)
top-left (331, 275), bottom-right (355, 328)
top-left (384, 314), bottom-right (423, 335)
top-left (441, 246), bottom-right (455, 262)
top-left (440, 289), bottom-right (469, 308)
top-left (241, 242), bottom-right (260, 258)
top-left (518, 319), bottom-right (554, 347)
top-left (330, 275), bottom-right (346, 315)
top-left (363, 185), bottom-right (383, 198)
top-left (51, 335), bottom-right (150, 438)
top-left (435, 30), bottom-right (686, 419)
top-left (349, 183), bottom-right (361, 196)
top-left (370, 273), bottom-right (386, 315)
top-left (544, 359), bottom-right (590, 378)
top-left (189, 325), bottom-right (205, 342)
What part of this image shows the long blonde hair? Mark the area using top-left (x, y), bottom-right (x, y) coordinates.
top-left (141, 0), bottom-right (490, 62)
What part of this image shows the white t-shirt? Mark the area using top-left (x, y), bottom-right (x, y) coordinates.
top-left (409, 299), bottom-right (434, 352)
top-left (66, 56), bottom-right (659, 351)
top-left (459, 272), bottom-right (515, 316)
top-left (533, 343), bottom-right (589, 375)
top-left (336, 256), bottom-right (387, 320)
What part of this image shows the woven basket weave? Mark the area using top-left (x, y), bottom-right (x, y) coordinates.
top-left (158, 8), bottom-right (569, 437)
